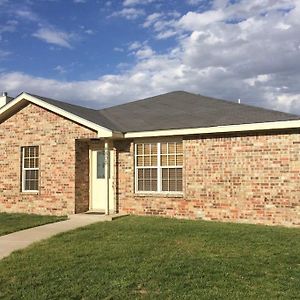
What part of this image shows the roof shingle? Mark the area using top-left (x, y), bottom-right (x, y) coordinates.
top-left (26, 91), bottom-right (300, 133)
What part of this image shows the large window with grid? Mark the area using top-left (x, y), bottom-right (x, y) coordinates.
top-left (21, 146), bottom-right (39, 192)
top-left (135, 141), bottom-right (183, 193)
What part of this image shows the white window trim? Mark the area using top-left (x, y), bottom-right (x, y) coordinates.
top-left (21, 146), bottom-right (39, 193)
top-left (134, 142), bottom-right (183, 194)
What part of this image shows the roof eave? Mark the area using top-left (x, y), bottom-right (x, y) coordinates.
top-left (124, 119), bottom-right (300, 138)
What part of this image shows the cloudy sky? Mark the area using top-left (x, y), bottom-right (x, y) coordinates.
top-left (0, 0), bottom-right (300, 112)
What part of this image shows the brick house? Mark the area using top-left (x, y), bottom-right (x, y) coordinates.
top-left (0, 91), bottom-right (299, 226)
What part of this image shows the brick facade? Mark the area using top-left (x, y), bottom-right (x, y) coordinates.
top-left (0, 103), bottom-right (97, 215)
top-left (1, 101), bottom-right (300, 226)
top-left (116, 132), bottom-right (300, 227)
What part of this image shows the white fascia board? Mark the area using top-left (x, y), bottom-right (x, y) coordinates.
top-left (124, 120), bottom-right (300, 138)
top-left (0, 92), bottom-right (116, 138)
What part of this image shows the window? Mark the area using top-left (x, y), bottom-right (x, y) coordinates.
top-left (135, 141), bottom-right (183, 193)
top-left (21, 146), bottom-right (39, 192)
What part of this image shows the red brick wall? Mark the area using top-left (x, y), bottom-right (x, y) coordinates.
top-left (0, 102), bottom-right (97, 215)
top-left (116, 132), bottom-right (300, 227)
top-left (75, 140), bottom-right (91, 213)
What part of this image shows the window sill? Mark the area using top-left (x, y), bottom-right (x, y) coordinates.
top-left (134, 192), bottom-right (183, 198)
top-left (21, 191), bottom-right (39, 195)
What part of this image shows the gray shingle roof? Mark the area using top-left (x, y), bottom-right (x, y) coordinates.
top-left (26, 91), bottom-right (300, 133)
top-left (27, 93), bottom-right (120, 131)
top-left (99, 91), bottom-right (300, 132)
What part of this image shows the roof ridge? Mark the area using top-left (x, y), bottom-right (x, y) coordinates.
top-left (99, 90), bottom-right (299, 117)
top-left (99, 91), bottom-right (187, 112)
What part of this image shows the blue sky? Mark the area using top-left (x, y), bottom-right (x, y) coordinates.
top-left (0, 0), bottom-right (300, 111)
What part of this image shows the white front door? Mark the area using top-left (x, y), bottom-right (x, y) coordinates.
top-left (90, 150), bottom-right (107, 211)
top-left (90, 145), bottom-right (115, 213)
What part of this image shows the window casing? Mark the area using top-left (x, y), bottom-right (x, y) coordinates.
top-left (21, 146), bottom-right (39, 192)
top-left (135, 141), bottom-right (183, 193)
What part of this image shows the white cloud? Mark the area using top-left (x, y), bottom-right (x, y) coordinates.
top-left (143, 12), bottom-right (181, 40)
top-left (54, 65), bottom-right (67, 74)
top-left (110, 8), bottom-right (145, 20)
top-left (123, 0), bottom-right (156, 6)
top-left (186, 0), bottom-right (206, 5)
top-left (114, 47), bottom-right (124, 52)
top-left (15, 8), bottom-right (39, 22)
top-left (143, 12), bottom-right (162, 28)
top-left (179, 10), bottom-right (225, 29)
top-left (128, 41), bottom-right (142, 50)
top-left (0, 20), bottom-right (17, 41)
top-left (74, 0), bottom-right (87, 3)
top-left (135, 46), bottom-right (155, 59)
top-left (1, 0), bottom-right (300, 114)
top-left (84, 29), bottom-right (94, 35)
top-left (33, 27), bottom-right (73, 48)
top-left (0, 50), bottom-right (11, 59)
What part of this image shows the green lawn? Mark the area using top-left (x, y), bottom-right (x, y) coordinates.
top-left (0, 212), bottom-right (67, 236)
top-left (0, 216), bottom-right (299, 299)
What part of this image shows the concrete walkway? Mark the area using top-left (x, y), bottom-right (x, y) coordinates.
top-left (0, 214), bottom-right (112, 260)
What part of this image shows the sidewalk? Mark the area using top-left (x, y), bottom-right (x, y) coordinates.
top-left (0, 214), bottom-right (110, 260)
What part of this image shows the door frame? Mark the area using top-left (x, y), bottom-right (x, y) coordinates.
top-left (89, 141), bottom-right (115, 214)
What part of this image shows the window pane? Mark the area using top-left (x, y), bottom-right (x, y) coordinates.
top-left (144, 180), bottom-right (151, 191)
top-left (176, 142), bottom-right (183, 154)
top-left (151, 180), bottom-right (157, 191)
top-left (177, 168), bottom-right (182, 178)
top-left (176, 155), bottom-right (183, 165)
top-left (138, 169), bottom-right (143, 179)
top-left (177, 180), bottom-right (183, 192)
top-left (31, 180), bottom-right (38, 191)
top-left (29, 158), bottom-right (34, 168)
top-left (161, 143), bottom-right (167, 154)
top-left (97, 151), bottom-right (105, 179)
top-left (24, 158), bottom-right (30, 168)
top-left (162, 168), bottom-right (168, 180)
top-left (24, 147), bottom-right (30, 158)
top-left (168, 143), bottom-right (175, 154)
top-left (169, 169), bottom-right (176, 179)
top-left (24, 170), bottom-right (39, 191)
top-left (138, 180), bottom-right (143, 191)
top-left (144, 144), bottom-right (150, 155)
top-left (161, 155), bottom-right (167, 166)
top-left (169, 180), bottom-right (176, 191)
top-left (144, 156), bottom-right (150, 166)
top-left (151, 144), bottom-right (157, 155)
top-left (150, 155), bottom-right (157, 166)
top-left (144, 168), bottom-right (150, 179)
top-left (168, 155), bottom-right (176, 166)
top-left (137, 156), bottom-right (143, 166)
top-left (151, 169), bottom-right (157, 179)
top-left (162, 180), bottom-right (168, 191)
top-left (137, 144), bottom-right (143, 155)
top-left (26, 170), bottom-right (38, 180)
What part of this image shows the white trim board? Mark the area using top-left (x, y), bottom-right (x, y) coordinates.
top-left (124, 120), bottom-right (300, 138)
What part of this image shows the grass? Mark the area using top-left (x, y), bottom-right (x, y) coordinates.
top-left (0, 212), bottom-right (67, 236)
top-left (0, 216), bottom-right (299, 299)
